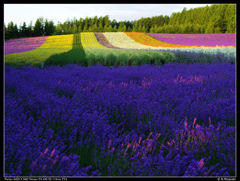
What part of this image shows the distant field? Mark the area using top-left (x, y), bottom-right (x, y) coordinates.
top-left (4, 32), bottom-right (236, 67)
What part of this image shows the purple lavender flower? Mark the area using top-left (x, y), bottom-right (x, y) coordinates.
top-left (4, 36), bottom-right (49, 54)
top-left (147, 33), bottom-right (236, 47)
top-left (5, 63), bottom-right (235, 176)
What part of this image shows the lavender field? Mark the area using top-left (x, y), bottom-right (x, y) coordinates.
top-left (4, 6), bottom-right (237, 175)
top-left (4, 2), bottom-right (238, 178)
top-left (5, 62), bottom-right (235, 176)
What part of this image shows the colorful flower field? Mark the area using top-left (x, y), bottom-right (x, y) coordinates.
top-left (4, 32), bottom-right (236, 66)
top-left (4, 32), bottom-right (236, 176)
top-left (121, 32), bottom-right (236, 59)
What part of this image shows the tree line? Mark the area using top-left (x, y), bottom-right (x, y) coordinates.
top-left (4, 4), bottom-right (236, 40)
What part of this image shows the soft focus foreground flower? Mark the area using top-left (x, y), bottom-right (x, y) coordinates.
top-left (198, 158), bottom-right (204, 169)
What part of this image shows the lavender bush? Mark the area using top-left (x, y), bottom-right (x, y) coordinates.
top-left (5, 63), bottom-right (235, 176)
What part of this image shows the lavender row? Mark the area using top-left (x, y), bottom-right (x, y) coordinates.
top-left (5, 63), bottom-right (236, 176)
top-left (147, 33), bottom-right (236, 47)
top-left (4, 36), bottom-right (49, 54)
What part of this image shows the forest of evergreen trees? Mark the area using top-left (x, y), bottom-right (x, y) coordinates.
top-left (4, 4), bottom-right (236, 40)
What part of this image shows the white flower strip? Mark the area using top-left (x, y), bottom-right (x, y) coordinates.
top-left (103, 32), bottom-right (160, 50)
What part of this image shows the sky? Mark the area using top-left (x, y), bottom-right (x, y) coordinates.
top-left (4, 4), bottom-right (211, 26)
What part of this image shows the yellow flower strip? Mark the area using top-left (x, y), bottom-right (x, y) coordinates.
top-left (5, 34), bottom-right (73, 65)
top-left (80, 32), bottom-right (107, 49)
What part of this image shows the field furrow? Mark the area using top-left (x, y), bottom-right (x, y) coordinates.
top-left (95, 32), bottom-right (120, 49)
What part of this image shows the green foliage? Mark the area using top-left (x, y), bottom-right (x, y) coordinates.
top-left (34, 17), bottom-right (45, 36)
top-left (118, 22), bottom-right (127, 32)
top-left (5, 4), bottom-right (236, 40)
top-left (5, 21), bottom-right (19, 40)
top-left (83, 48), bottom-right (175, 67)
top-left (139, 54), bottom-right (151, 65)
top-left (130, 55), bottom-right (140, 66)
top-left (87, 53), bottom-right (96, 66)
top-left (113, 25), bottom-right (118, 32)
top-left (118, 53), bottom-right (128, 66)
top-left (105, 53), bottom-right (117, 66)
top-left (133, 4), bottom-right (236, 34)
top-left (44, 20), bottom-right (55, 35)
top-left (70, 142), bottom-right (133, 176)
